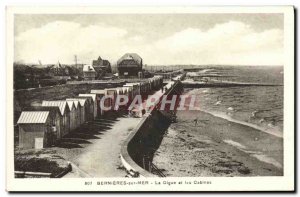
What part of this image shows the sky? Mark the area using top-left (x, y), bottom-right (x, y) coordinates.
top-left (14, 14), bottom-right (284, 66)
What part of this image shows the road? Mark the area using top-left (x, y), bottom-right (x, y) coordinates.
top-left (63, 116), bottom-right (141, 177)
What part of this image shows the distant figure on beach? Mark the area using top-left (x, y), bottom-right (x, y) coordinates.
top-left (193, 118), bottom-right (198, 126)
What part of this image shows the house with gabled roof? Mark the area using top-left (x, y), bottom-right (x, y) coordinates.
top-left (83, 65), bottom-right (96, 81)
top-left (92, 56), bottom-right (112, 79)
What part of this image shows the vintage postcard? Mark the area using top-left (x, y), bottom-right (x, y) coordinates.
top-left (6, 6), bottom-right (294, 192)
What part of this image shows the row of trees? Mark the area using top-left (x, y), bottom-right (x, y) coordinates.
top-left (14, 63), bottom-right (83, 90)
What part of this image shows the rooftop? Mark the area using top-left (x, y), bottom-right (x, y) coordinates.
top-left (17, 111), bottom-right (49, 124)
top-left (83, 65), bottom-right (96, 72)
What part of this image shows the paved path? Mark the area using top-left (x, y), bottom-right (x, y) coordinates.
top-left (64, 117), bottom-right (141, 177)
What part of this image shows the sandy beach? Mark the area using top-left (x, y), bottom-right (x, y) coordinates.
top-left (152, 110), bottom-right (283, 177)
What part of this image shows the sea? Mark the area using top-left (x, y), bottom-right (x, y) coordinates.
top-left (185, 66), bottom-right (284, 137)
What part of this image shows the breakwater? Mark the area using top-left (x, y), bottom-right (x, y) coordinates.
top-left (182, 81), bottom-right (283, 88)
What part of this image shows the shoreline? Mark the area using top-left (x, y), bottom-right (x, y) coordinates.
top-left (199, 109), bottom-right (283, 138)
top-left (184, 88), bottom-right (283, 138)
top-left (152, 109), bottom-right (283, 177)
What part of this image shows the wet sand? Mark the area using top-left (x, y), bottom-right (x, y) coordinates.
top-left (152, 110), bottom-right (283, 177)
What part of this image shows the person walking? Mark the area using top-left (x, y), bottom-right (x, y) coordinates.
top-left (193, 118), bottom-right (198, 126)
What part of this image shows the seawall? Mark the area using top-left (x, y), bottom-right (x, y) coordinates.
top-left (120, 78), bottom-right (184, 177)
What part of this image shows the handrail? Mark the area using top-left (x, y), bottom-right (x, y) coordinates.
top-left (150, 163), bottom-right (166, 177)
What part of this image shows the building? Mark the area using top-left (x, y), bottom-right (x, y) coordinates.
top-left (115, 87), bottom-right (124, 96)
top-left (122, 86), bottom-right (134, 102)
top-left (117, 53), bottom-right (143, 77)
top-left (42, 100), bottom-right (71, 137)
top-left (66, 101), bottom-right (77, 131)
top-left (74, 96), bottom-right (94, 121)
top-left (90, 90), bottom-right (106, 116)
top-left (124, 83), bottom-right (140, 99)
top-left (48, 61), bottom-right (71, 77)
top-left (135, 81), bottom-right (152, 99)
top-left (151, 75), bottom-right (164, 90)
top-left (104, 89), bottom-right (117, 111)
top-left (18, 111), bottom-right (52, 149)
top-left (78, 94), bottom-right (97, 119)
top-left (66, 98), bottom-right (88, 124)
top-left (92, 56), bottom-right (112, 78)
top-left (82, 65), bottom-right (96, 80)
top-left (23, 106), bottom-right (63, 140)
top-left (66, 99), bottom-right (81, 129)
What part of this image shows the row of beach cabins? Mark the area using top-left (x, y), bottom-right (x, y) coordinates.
top-left (17, 76), bottom-right (164, 150)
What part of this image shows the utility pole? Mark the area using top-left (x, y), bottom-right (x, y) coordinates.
top-left (74, 55), bottom-right (78, 69)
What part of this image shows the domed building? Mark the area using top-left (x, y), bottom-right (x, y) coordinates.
top-left (117, 53), bottom-right (143, 77)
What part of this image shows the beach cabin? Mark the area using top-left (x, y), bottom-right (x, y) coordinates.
top-left (66, 98), bottom-right (87, 125)
top-left (122, 87), bottom-right (130, 99)
top-left (124, 83), bottom-right (140, 99)
top-left (114, 87), bottom-right (128, 110)
top-left (122, 86), bottom-right (133, 102)
top-left (139, 81), bottom-right (151, 98)
top-left (18, 111), bottom-right (53, 149)
top-left (148, 78), bottom-right (154, 91)
top-left (91, 89), bottom-right (116, 113)
top-left (145, 80), bottom-right (151, 93)
top-left (115, 87), bottom-right (124, 96)
top-left (140, 82), bottom-right (146, 95)
top-left (75, 96), bottom-right (93, 121)
top-left (66, 99), bottom-right (81, 129)
top-left (42, 100), bottom-right (71, 137)
top-left (152, 75), bottom-right (163, 90)
top-left (22, 106), bottom-right (63, 141)
top-left (79, 94), bottom-right (97, 119)
top-left (104, 88), bottom-right (117, 110)
top-left (90, 89), bottom-right (106, 116)
top-left (66, 101), bottom-right (77, 131)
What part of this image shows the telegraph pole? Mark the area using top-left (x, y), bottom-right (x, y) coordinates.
top-left (74, 55), bottom-right (78, 69)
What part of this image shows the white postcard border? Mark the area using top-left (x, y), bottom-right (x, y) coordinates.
top-left (6, 6), bottom-right (295, 192)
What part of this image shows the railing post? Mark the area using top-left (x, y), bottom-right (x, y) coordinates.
top-left (149, 161), bottom-right (152, 173)
top-left (142, 155), bottom-right (145, 170)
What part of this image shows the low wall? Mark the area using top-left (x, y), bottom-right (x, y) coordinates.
top-left (15, 162), bottom-right (72, 178)
top-left (15, 171), bottom-right (52, 178)
top-left (120, 114), bottom-right (156, 177)
top-left (120, 79), bottom-right (184, 177)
